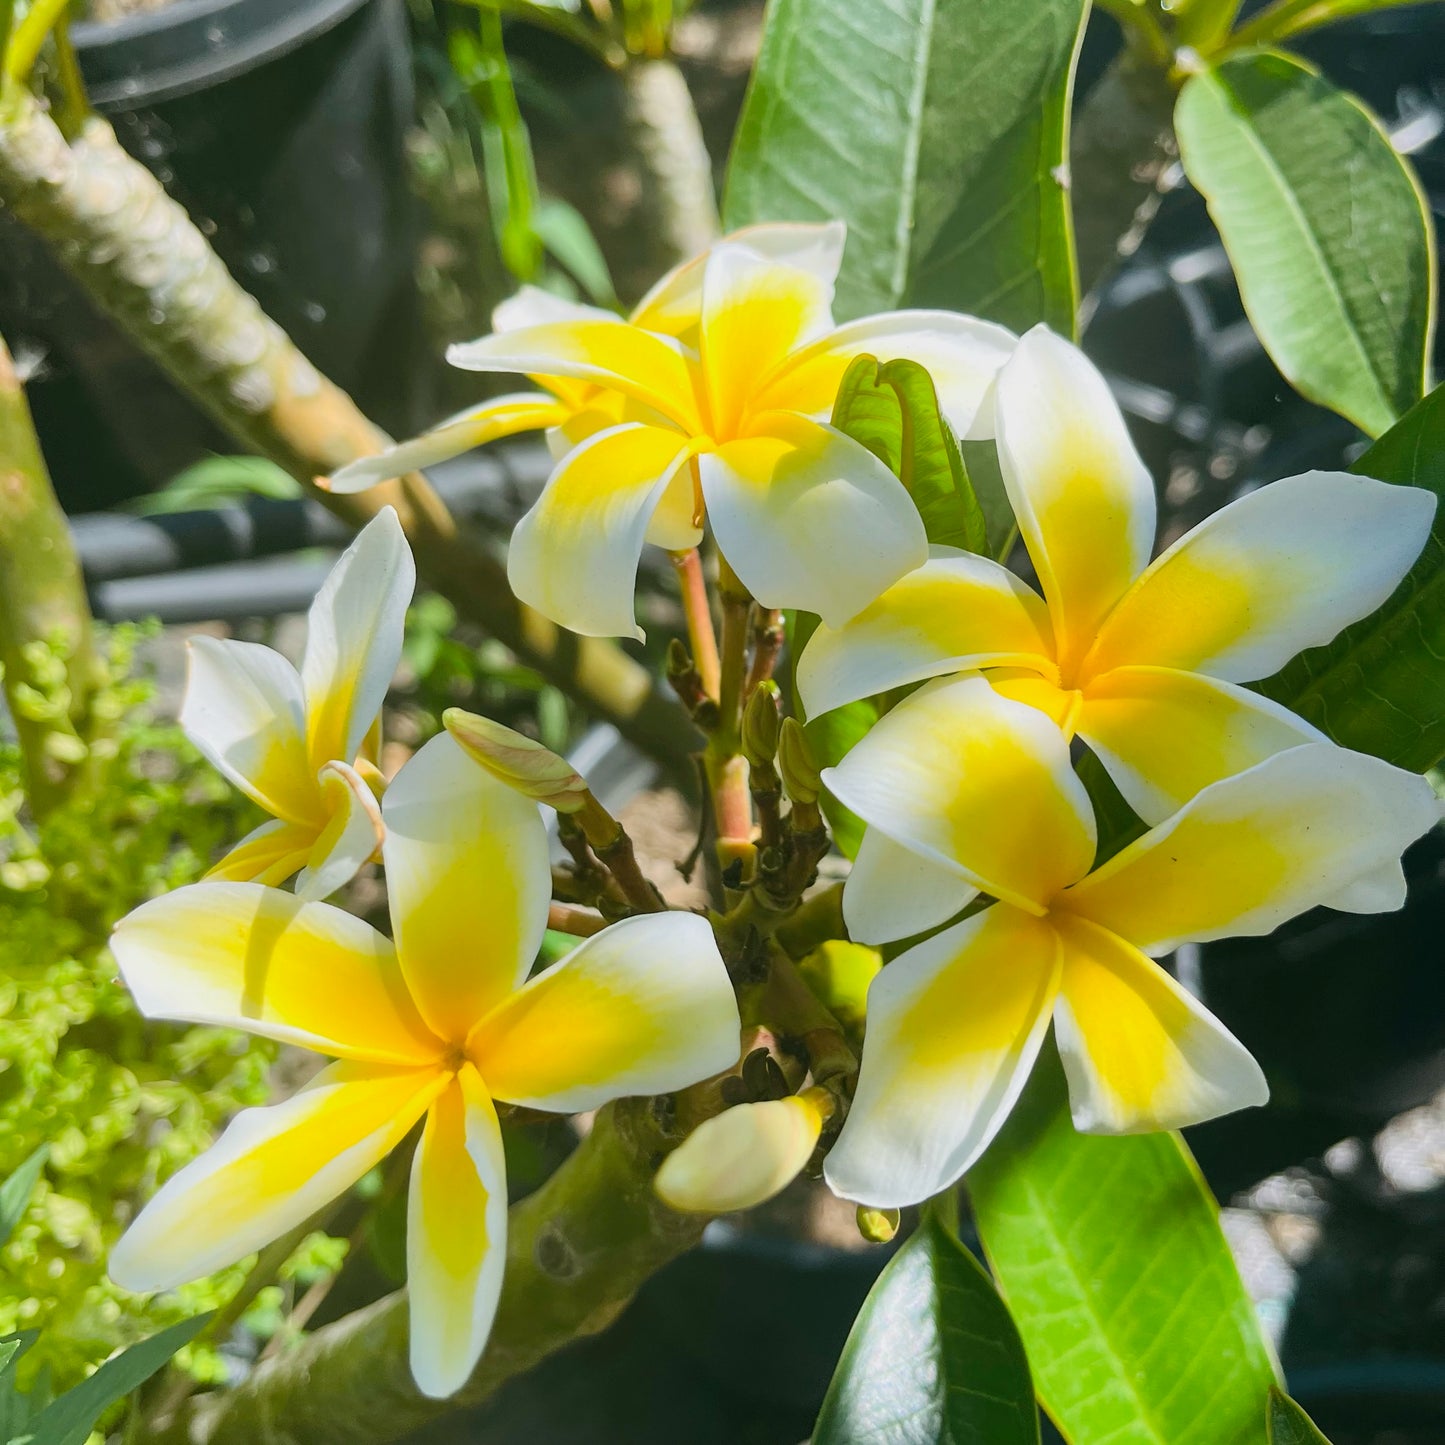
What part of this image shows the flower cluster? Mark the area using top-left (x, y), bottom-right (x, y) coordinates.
top-left (110, 223), bottom-right (1441, 1399)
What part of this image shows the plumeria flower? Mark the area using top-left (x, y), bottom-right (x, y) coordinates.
top-left (107, 732), bottom-right (740, 1398)
top-left (184, 508), bottom-right (414, 900)
top-left (799, 326), bottom-right (1436, 827)
top-left (438, 231), bottom-right (1015, 635)
top-left (326, 222), bottom-right (855, 494)
top-left (821, 675), bottom-right (1439, 1207)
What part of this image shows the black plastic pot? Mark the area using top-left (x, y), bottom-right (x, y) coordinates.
top-left (0, 0), bottom-right (425, 511)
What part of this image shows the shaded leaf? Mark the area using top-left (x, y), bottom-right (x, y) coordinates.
top-left (1175, 48), bottom-right (1433, 437)
top-left (831, 354), bottom-right (987, 553)
top-left (24, 1314), bottom-right (211, 1445)
top-left (1267, 1387), bottom-right (1332, 1445)
top-left (971, 1049), bottom-right (1276, 1445)
top-left (815, 1210), bottom-right (1039, 1445)
top-left (0, 1148), bottom-right (44, 1249)
top-left (1256, 381), bottom-right (1445, 769)
top-left (723, 0), bottom-right (1087, 332)
top-left (0, 1333), bottom-right (40, 1445)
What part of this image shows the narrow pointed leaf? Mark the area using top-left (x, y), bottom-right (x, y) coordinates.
top-left (0, 1148), bottom-right (45, 1248)
top-left (723, 0), bottom-right (1087, 331)
top-left (1256, 381), bottom-right (1445, 770)
top-left (1175, 49), bottom-right (1434, 437)
top-left (815, 1210), bottom-right (1039, 1445)
top-left (831, 354), bottom-right (988, 553)
top-left (1267, 1388), bottom-right (1332, 1445)
top-left (971, 1050), bottom-right (1277, 1445)
top-left (0, 1333), bottom-right (39, 1445)
top-left (25, 1314), bottom-right (212, 1445)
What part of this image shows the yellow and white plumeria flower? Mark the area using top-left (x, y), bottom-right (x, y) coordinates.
top-left (326, 222), bottom-right (853, 494)
top-left (799, 325), bottom-right (1436, 825)
top-left (822, 675), bottom-right (1440, 1208)
top-left (107, 732), bottom-right (740, 1398)
top-left (440, 232), bottom-right (1015, 635)
top-left (182, 507), bottom-right (413, 901)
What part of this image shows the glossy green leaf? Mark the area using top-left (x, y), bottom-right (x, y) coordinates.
top-left (722, 0), bottom-right (1087, 332)
top-left (815, 1210), bottom-right (1039, 1445)
top-left (0, 1147), bottom-right (44, 1249)
top-left (832, 354), bottom-right (988, 553)
top-left (1266, 1387), bottom-right (1332, 1445)
top-left (971, 1050), bottom-right (1276, 1445)
top-left (23, 1314), bottom-right (211, 1445)
top-left (1175, 48), bottom-right (1434, 437)
top-left (1256, 382), bottom-right (1445, 769)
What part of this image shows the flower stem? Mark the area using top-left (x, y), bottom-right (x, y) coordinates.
top-left (670, 547), bottom-right (720, 700)
top-left (705, 557), bottom-right (756, 881)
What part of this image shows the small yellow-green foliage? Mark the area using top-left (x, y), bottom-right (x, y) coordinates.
top-left (0, 625), bottom-right (277, 1391)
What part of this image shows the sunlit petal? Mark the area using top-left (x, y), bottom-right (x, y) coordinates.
top-left (204, 818), bottom-right (315, 888)
top-left (447, 320), bottom-right (701, 432)
top-left (492, 285), bottom-right (616, 332)
top-left (630, 221), bottom-right (847, 342)
top-left (407, 1066), bottom-right (509, 1399)
top-left (507, 422), bottom-right (699, 640)
top-left (699, 242), bottom-right (835, 436)
top-left (112, 881), bottom-right (442, 1065)
top-left (109, 1061), bottom-right (444, 1292)
top-left (755, 311), bottom-right (1016, 439)
top-left (470, 912), bottom-right (739, 1113)
top-left (382, 733), bottom-right (550, 1044)
top-left (294, 760), bottom-right (385, 902)
top-left (1333, 860), bottom-right (1410, 913)
top-left (301, 507), bottom-right (414, 772)
top-left (823, 674), bottom-right (1095, 915)
top-left (995, 326), bottom-right (1155, 670)
top-left (326, 395), bottom-right (571, 494)
top-left (823, 906), bottom-right (1060, 1207)
top-left (700, 413), bottom-right (926, 626)
top-left (1052, 913), bottom-right (1267, 1133)
top-left (795, 547), bottom-right (1054, 717)
top-left (843, 825), bottom-right (978, 947)
top-left (1061, 743), bottom-right (1441, 953)
top-left (1076, 665), bottom-right (1324, 825)
top-left (181, 637), bottom-right (316, 825)
top-left (1086, 471), bottom-right (1437, 682)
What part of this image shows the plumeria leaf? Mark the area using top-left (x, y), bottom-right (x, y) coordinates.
top-left (831, 354), bottom-right (988, 553)
top-left (0, 1333), bottom-right (40, 1445)
top-left (22, 1314), bottom-right (212, 1445)
top-left (0, 1147), bottom-right (45, 1248)
top-left (814, 1209), bottom-right (1039, 1445)
top-left (971, 1049), bottom-right (1278, 1445)
top-left (1256, 382), bottom-right (1445, 770)
top-left (1175, 49), bottom-right (1434, 437)
top-left (723, 0), bottom-right (1087, 332)
top-left (1266, 1388), bottom-right (1332, 1445)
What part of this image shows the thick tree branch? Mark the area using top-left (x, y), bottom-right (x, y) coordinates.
top-left (0, 86), bottom-right (694, 770)
top-left (154, 1099), bottom-right (705, 1445)
top-left (0, 328), bottom-right (101, 814)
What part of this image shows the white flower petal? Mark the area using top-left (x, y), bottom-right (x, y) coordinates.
top-left (843, 826), bottom-right (978, 947)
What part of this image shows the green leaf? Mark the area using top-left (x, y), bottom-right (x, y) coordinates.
top-left (533, 196), bottom-right (618, 307)
top-left (831, 354), bottom-right (988, 553)
top-left (0, 1332), bottom-right (40, 1445)
top-left (971, 1050), bottom-right (1276, 1445)
top-left (722, 0), bottom-right (1087, 332)
top-left (130, 455), bottom-right (301, 515)
top-left (1256, 382), bottom-right (1445, 770)
top-left (1175, 48), bottom-right (1434, 438)
top-left (1266, 1388), bottom-right (1332, 1445)
top-left (24, 1314), bottom-right (211, 1445)
top-left (0, 1147), bottom-right (45, 1248)
top-left (815, 1210), bottom-right (1039, 1445)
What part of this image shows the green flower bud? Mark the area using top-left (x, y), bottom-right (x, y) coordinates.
top-left (443, 707), bottom-right (589, 812)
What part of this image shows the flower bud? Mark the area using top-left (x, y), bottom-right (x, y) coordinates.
top-left (856, 1205), bottom-right (900, 1243)
top-left (742, 681), bottom-right (781, 768)
top-left (654, 1090), bottom-right (833, 1214)
top-left (443, 707), bottom-right (588, 813)
top-left (778, 717), bottom-right (820, 805)
top-left (797, 939), bottom-right (881, 1038)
